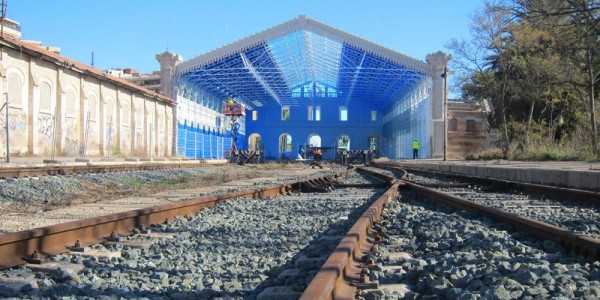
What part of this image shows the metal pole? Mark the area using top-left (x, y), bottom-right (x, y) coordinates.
top-left (442, 66), bottom-right (448, 161)
top-left (131, 125), bottom-right (136, 158)
top-left (50, 105), bottom-right (58, 161)
top-left (4, 92), bottom-right (8, 163)
top-left (107, 115), bottom-right (112, 158)
top-left (148, 123), bottom-right (152, 159)
top-left (83, 111), bottom-right (90, 159)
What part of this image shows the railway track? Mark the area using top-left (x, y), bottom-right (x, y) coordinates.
top-left (2, 163), bottom-right (600, 298)
top-left (0, 160), bottom-right (212, 179)
top-left (302, 165), bottom-right (600, 299)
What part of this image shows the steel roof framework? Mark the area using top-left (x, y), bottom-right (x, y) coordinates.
top-left (177, 16), bottom-right (431, 111)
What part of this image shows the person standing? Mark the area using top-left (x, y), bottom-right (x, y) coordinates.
top-left (413, 139), bottom-right (419, 159)
top-left (298, 145), bottom-right (305, 159)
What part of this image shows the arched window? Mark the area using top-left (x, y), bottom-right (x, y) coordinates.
top-left (337, 134), bottom-right (350, 150)
top-left (121, 104), bottom-right (130, 126)
top-left (87, 94), bottom-right (98, 120)
top-left (248, 133), bottom-right (262, 150)
top-left (65, 87), bottom-right (78, 117)
top-left (105, 97), bottom-right (115, 126)
top-left (7, 70), bottom-right (24, 108)
top-left (279, 133), bottom-right (292, 159)
top-left (368, 135), bottom-right (379, 151)
top-left (308, 134), bottom-right (321, 148)
top-left (39, 81), bottom-right (52, 113)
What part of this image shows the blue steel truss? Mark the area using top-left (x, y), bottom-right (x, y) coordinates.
top-left (177, 16), bottom-right (430, 111)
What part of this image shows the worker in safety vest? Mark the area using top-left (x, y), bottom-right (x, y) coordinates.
top-left (412, 139), bottom-right (419, 159)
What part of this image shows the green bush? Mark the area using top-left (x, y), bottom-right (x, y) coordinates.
top-left (465, 148), bottom-right (505, 160)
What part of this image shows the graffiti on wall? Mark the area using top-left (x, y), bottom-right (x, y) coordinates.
top-left (37, 114), bottom-right (54, 138)
top-left (64, 121), bottom-right (79, 156)
top-left (0, 109), bottom-right (28, 155)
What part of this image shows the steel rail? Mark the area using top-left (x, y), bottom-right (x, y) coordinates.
top-left (0, 161), bottom-right (216, 179)
top-left (404, 180), bottom-right (600, 260)
top-left (374, 164), bottom-right (600, 259)
top-left (300, 168), bottom-right (404, 300)
top-left (0, 168), bottom-right (353, 270)
top-left (375, 161), bottom-right (600, 206)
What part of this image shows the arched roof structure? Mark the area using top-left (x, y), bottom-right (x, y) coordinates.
top-left (176, 15), bottom-right (431, 110)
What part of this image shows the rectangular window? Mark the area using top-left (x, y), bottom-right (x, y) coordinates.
top-left (371, 110), bottom-right (377, 121)
top-left (315, 106), bottom-right (321, 121)
top-left (340, 107), bottom-right (348, 121)
top-left (282, 106), bottom-right (290, 121)
top-left (252, 110), bottom-right (258, 121)
top-left (448, 119), bottom-right (457, 131)
top-left (466, 120), bottom-right (476, 132)
top-left (308, 106), bottom-right (313, 121)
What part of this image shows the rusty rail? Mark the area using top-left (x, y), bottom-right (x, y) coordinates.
top-left (376, 161), bottom-right (600, 206)
top-left (405, 181), bottom-right (600, 260)
top-left (300, 169), bottom-right (404, 300)
top-left (0, 161), bottom-right (214, 179)
top-left (0, 169), bottom-right (352, 270)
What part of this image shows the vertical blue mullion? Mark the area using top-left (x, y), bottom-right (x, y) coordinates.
top-left (185, 123), bottom-right (194, 158)
top-left (194, 124), bottom-right (199, 159)
top-left (203, 127), bottom-right (210, 159)
top-left (201, 126), bottom-right (206, 159)
top-left (177, 123), bottom-right (186, 156)
top-left (213, 129), bottom-right (218, 159)
top-left (224, 131), bottom-right (231, 157)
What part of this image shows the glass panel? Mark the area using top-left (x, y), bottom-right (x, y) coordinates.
top-left (281, 106), bottom-right (290, 121)
top-left (338, 135), bottom-right (350, 150)
top-left (449, 119), bottom-right (457, 131)
top-left (466, 120), bottom-right (475, 132)
top-left (340, 107), bottom-right (347, 121)
top-left (315, 106), bottom-right (321, 121)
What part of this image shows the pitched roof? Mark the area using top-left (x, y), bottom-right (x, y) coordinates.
top-left (0, 35), bottom-right (175, 105)
top-left (177, 15), bottom-right (431, 110)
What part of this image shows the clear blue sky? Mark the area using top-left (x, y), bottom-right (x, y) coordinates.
top-left (10, 1), bottom-right (482, 74)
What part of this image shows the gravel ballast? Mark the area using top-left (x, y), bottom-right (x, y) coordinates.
top-left (408, 173), bottom-right (600, 239)
top-left (363, 190), bottom-right (600, 299)
top-left (0, 172), bottom-right (384, 299)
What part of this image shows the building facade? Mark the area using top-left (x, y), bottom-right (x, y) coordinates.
top-left (447, 99), bottom-right (491, 158)
top-left (0, 36), bottom-right (175, 158)
top-left (169, 16), bottom-right (450, 160)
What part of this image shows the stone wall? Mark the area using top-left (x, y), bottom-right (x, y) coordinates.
top-left (447, 100), bottom-right (489, 158)
top-left (0, 37), bottom-right (175, 158)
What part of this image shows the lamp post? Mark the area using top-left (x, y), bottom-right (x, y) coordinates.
top-left (441, 66), bottom-right (448, 161)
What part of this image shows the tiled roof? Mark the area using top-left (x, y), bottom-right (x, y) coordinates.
top-left (0, 35), bottom-right (175, 105)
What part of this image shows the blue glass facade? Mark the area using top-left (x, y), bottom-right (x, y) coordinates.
top-left (174, 16), bottom-right (434, 160)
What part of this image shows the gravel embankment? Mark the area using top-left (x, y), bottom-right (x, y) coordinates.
top-left (408, 174), bottom-right (600, 239)
top-left (0, 164), bottom-right (343, 213)
top-left (0, 173), bottom-right (383, 299)
top-left (362, 190), bottom-right (600, 299)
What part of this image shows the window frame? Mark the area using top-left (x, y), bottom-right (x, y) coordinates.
top-left (281, 106), bottom-right (290, 121)
top-left (339, 106), bottom-right (348, 121)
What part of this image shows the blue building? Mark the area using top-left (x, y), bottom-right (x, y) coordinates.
top-left (166, 16), bottom-right (450, 160)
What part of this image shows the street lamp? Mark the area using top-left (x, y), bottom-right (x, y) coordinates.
top-left (441, 66), bottom-right (448, 161)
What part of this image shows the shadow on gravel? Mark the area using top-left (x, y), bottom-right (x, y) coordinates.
top-left (245, 189), bottom-right (385, 299)
top-left (8, 188), bottom-right (385, 299)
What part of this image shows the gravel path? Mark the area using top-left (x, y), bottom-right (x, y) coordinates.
top-left (0, 173), bottom-right (384, 299)
top-left (408, 173), bottom-right (600, 239)
top-left (362, 190), bottom-right (600, 299)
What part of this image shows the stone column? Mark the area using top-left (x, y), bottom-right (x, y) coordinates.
top-left (155, 51), bottom-right (182, 99)
top-left (156, 51), bottom-right (182, 157)
top-left (426, 51), bottom-right (451, 158)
